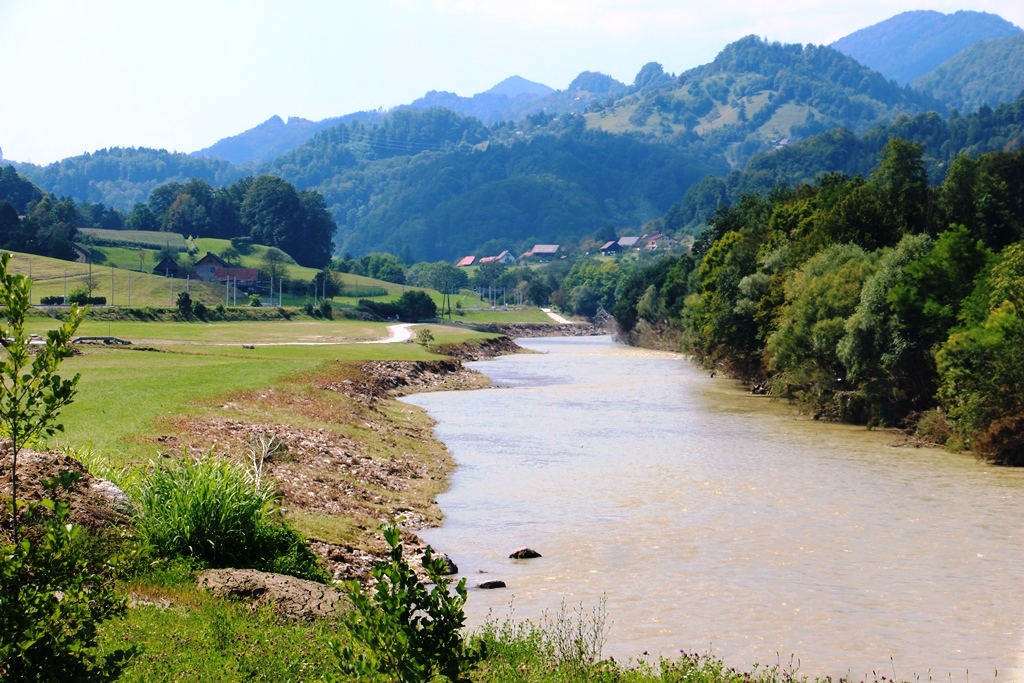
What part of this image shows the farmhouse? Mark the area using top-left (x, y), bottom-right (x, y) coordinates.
top-left (153, 255), bottom-right (186, 278)
top-left (455, 255), bottom-right (476, 267)
top-left (600, 240), bottom-right (621, 255)
top-left (617, 236), bottom-right (640, 249)
top-left (194, 252), bottom-right (228, 282)
top-left (478, 250), bottom-right (516, 265)
top-left (521, 244), bottom-right (560, 261)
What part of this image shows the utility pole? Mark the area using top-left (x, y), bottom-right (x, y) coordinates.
top-left (63, 270), bottom-right (67, 305)
top-left (111, 267), bottom-right (114, 306)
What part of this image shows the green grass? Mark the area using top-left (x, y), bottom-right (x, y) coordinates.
top-left (79, 228), bottom-right (186, 249)
top-left (450, 307), bottom-right (556, 324)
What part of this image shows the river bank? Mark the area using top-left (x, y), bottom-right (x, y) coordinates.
top-left (127, 333), bottom-right (524, 580)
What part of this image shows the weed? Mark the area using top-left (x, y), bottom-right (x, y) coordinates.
top-left (132, 453), bottom-right (327, 582)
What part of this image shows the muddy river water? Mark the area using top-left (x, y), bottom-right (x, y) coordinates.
top-left (403, 336), bottom-right (1024, 681)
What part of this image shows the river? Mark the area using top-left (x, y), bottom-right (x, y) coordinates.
top-left (402, 336), bottom-right (1024, 681)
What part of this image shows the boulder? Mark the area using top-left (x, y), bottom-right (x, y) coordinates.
top-left (197, 568), bottom-right (349, 621)
top-left (477, 580), bottom-right (506, 589)
top-left (426, 552), bottom-right (458, 575)
top-left (509, 547), bottom-right (542, 559)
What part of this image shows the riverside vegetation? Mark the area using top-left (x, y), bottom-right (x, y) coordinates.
top-left (0, 253), bottom-right (938, 682)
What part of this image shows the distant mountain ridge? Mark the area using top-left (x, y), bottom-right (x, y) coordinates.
top-left (831, 10), bottom-right (1021, 85)
top-left (191, 112), bottom-right (382, 165)
top-left (914, 33), bottom-right (1024, 113)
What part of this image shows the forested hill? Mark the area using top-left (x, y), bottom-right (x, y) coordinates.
top-left (914, 33), bottom-right (1024, 114)
top-left (191, 112), bottom-right (384, 165)
top-left (831, 10), bottom-right (1021, 85)
top-left (587, 37), bottom-right (941, 164)
top-left (8, 35), bottom-right (967, 260)
top-left (13, 148), bottom-right (245, 211)
top-left (668, 94), bottom-right (1024, 232)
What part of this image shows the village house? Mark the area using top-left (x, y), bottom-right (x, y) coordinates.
top-left (478, 250), bottom-right (517, 265)
top-left (194, 252), bottom-right (228, 282)
top-left (152, 255), bottom-right (187, 278)
top-left (617, 236), bottom-right (640, 250)
top-left (455, 255), bottom-right (476, 267)
top-left (600, 240), bottom-right (621, 256)
top-left (521, 244), bottom-right (560, 261)
top-left (642, 232), bottom-right (679, 250)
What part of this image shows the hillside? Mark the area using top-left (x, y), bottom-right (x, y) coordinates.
top-left (13, 147), bottom-right (244, 211)
top-left (8, 35), bottom-right (966, 261)
top-left (914, 33), bottom-right (1024, 113)
top-left (191, 112), bottom-right (383, 165)
top-left (668, 94), bottom-right (1024, 233)
top-left (831, 10), bottom-right (1021, 85)
top-left (585, 37), bottom-right (941, 164)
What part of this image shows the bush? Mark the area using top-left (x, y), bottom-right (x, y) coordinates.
top-left (133, 455), bottom-right (327, 582)
top-left (0, 473), bottom-right (136, 681)
top-left (328, 524), bottom-right (480, 683)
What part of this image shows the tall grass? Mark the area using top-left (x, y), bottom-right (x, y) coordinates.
top-left (133, 454), bottom-right (327, 582)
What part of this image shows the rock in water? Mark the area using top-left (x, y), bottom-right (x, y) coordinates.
top-left (477, 580), bottom-right (506, 589)
top-left (509, 547), bottom-right (541, 559)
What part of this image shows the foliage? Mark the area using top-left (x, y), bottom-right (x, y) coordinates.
top-left (132, 454), bottom-right (328, 582)
top-left (914, 33), bottom-right (1024, 113)
top-left (359, 291), bottom-right (437, 322)
top-left (248, 293), bottom-right (262, 307)
top-left (0, 252), bottom-right (84, 539)
top-left (415, 327), bottom-right (434, 348)
top-left (0, 474), bottom-right (135, 682)
top-left (328, 523), bottom-right (480, 683)
top-left (176, 291), bottom-right (193, 317)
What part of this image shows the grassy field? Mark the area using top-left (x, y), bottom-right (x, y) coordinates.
top-left (79, 228), bottom-right (187, 249)
top-left (47, 319), bottom-right (495, 464)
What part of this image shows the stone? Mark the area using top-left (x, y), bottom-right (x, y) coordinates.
top-left (477, 580), bottom-right (506, 589)
top-left (197, 568), bottom-right (349, 621)
top-left (427, 552), bottom-right (458, 575)
top-left (509, 547), bottom-right (541, 559)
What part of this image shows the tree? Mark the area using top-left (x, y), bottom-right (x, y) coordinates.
top-left (125, 202), bottom-right (160, 232)
top-left (176, 291), bottom-right (193, 317)
top-left (261, 247), bottom-right (290, 281)
top-left (0, 252), bottom-right (83, 542)
top-left (397, 291), bottom-right (437, 322)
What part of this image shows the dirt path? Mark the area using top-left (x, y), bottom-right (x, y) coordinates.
top-left (360, 323), bottom-right (416, 344)
top-left (541, 308), bottom-right (575, 324)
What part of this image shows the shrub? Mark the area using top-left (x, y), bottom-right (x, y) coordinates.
top-left (248, 293), bottom-right (262, 307)
top-left (133, 455), bottom-right (327, 582)
top-left (176, 291), bottom-right (193, 317)
top-left (328, 524), bottom-right (480, 683)
top-left (319, 300), bottom-right (333, 320)
top-left (0, 474), bottom-right (136, 681)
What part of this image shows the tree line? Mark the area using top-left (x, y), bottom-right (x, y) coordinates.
top-left (611, 140), bottom-right (1024, 466)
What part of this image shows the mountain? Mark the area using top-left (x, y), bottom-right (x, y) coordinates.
top-left (831, 10), bottom-right (1021, 85)
top-left (190, 112), bottom-right (381, 165)
top-left (484, 75), bottom-right (554, 98)
top-left (668, 93), bottom-right (1024, 233)
top-left (584, 37), bottom-right (941, 165)
top-left (12, 35), bottom-right (959, 260)
top-left (914, 33), bottom-right (1024, 113)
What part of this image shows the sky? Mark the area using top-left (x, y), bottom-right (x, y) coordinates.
top-left (2, 0), bottom-right (1023, 165)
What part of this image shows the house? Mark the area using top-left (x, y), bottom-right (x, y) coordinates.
top-left (642, 232), bottom-right (679, 250)
top-left (617, 236), bottom-right (640, 250)
top-left (213, 267), bottom-right (260, 287)
top-left (455, 255), bottom-right (476, 267)
top-left (521, 244), bottom-right (560, 261)
top-left (153, 255), bottom-right (186, 278)
top-left (478, 250), bottom-right (517, 265)
top-left (600, 240), bottom-right (621, 256)
top-left (194, 252), bottom-right (228, 282)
